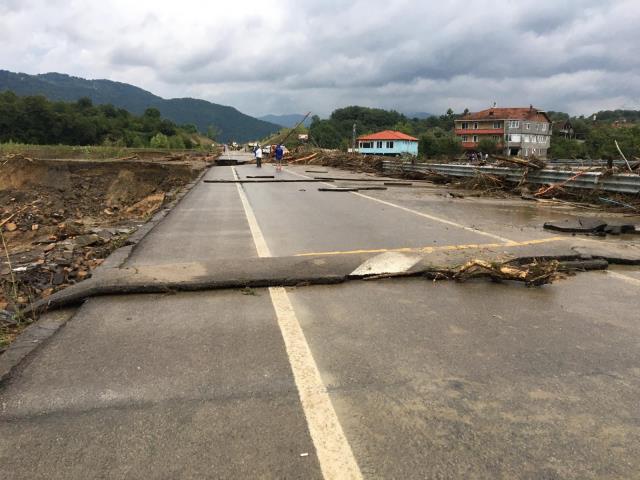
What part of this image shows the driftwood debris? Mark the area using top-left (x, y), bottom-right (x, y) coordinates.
top-left (615, 140), bottom-right (634, 173)
top-left (453, 259), bottom-right (560, 286)
top-left (492, 154), bottom-right (546, 169)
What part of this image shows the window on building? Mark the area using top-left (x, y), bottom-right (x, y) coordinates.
top-left (472, 135), bottom-right (479, 142)
top-left (461, 122), bottom-right (469, 129)
top-left (541, 124), bottom-right (547, 131)
top-left (493, 122), bottom-right (502, 129)
top-left (376, 141), bottom-right (383, 148)
top-left (462, 135), bottom-right (469, 142)
top-left (360, 142), bottom-right (373, 149)
top-left (524, 123), bottom-right (530, 129)
top-left (492, 135), bottom-right (500, 141)
top-left (473, 122), bottom-right (478, 129)
top-left (509, 120), bottom-right (520, 128)
top-left (386, 141), bottom-right (394, 149)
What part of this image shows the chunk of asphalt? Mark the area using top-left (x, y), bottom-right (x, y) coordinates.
top-left (545, 218), bottom-right (638, 236)
top-left (318, 187), bottom-right (361, 192)
top-left (314, 177), bottom-right (393, 182)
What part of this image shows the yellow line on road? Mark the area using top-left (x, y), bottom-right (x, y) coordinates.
top-left (295, 236), bottom-right (567, 257)
top-left (233, 167), bottom-right (363, 480)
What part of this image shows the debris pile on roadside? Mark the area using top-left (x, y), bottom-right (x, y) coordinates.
top-left (1, 154), bottom-right (205, 350)
top-left (288, 149), bottom-right (385, 173)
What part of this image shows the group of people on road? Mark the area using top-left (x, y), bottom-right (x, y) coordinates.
top-left (253, 143), bottom-right (285, 171)
top-left (468, 151), bottom-right (489, 163)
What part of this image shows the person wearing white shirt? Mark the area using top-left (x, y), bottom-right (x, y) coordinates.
top-left (255, 145), bottom-right (263, 168)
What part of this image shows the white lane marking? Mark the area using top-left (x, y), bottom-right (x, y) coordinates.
top-left (232, 167), bottom-right (271, 257)
top-left (285, 168), bottom-right (516, 244)
top-left (269, 287), bottom-right (363, 479)
top-left (352, 191), bottom-right (515, 243)
top-left (233, 166), bottom-right (363, 480)
top-left (607, 270), bottom-right (640, 286)
top-left (350, 251), bottom-right (423, 277)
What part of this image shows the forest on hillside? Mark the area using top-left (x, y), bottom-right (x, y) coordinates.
top-left (0, 91), bottom-right (202, 148)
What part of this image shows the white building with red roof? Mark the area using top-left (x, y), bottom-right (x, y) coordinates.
top-left (454, 106), bottom-right (552, 158)
top-left (357, 130), bottom-right (419, 157)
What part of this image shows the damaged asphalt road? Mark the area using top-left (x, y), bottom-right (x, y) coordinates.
top-left (20, 237), bottom-right (640, 315)
top-left (2, 161), bottom-right (640, 479)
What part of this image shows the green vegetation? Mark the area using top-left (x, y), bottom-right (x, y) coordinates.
top-left (309, 105), bottom-right (640, 160)
top-left (0, 92), bottom-right (202, 148)
top-left (0, 70), bottom-right (280, 142)
top-left (548, 114), bottom-right (640, 159)
top-left (418, 129), bottom-right (463, 157)
top-left (309, 106), bottom-right (462, 154)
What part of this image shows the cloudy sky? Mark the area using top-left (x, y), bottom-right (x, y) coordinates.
top-left (1, 0), bottom-right (639, 117)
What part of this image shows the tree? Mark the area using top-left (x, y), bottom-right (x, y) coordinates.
top-left (477, 138), bottom-right (499, 155)
top-left (150, 133), bottom-right (170, 149)
top-left (168, 135), bottom-right (186, 149)
top-left (144, 107), bottom-right (161, 119)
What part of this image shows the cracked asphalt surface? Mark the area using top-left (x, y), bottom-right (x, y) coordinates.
top-left (2, 155), bottom-right (640, 479)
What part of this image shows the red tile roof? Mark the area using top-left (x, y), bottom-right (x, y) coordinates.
top-left (357, 130), bottom-right (418, 141)
top-left (460, 107), bottom-right (551, 123)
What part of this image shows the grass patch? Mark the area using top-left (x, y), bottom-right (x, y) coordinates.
top-left (0, 143), bottom-right (206, 160)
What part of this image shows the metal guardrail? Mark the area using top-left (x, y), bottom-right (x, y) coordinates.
top-left (382, 161), bottom-right (640, 194)
top-left (548, 159), bottom-right (628, 167)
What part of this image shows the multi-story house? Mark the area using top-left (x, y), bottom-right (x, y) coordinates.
top-left (454, 106), bottom-right (552, 159)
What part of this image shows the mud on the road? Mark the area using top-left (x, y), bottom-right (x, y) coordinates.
top-left (1, 154), bottom-right (209, 351)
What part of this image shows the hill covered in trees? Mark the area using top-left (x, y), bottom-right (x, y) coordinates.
top-left (309, 106), bottom-right (464, 156)
top-left (0, 70), bottom-right (280, 142)
top-left (0, 91), bottom-right (202, 148)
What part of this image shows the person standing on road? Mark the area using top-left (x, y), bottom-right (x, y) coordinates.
top-left (275, 143), bottom-right (284, 171)
top-left (255, 145), bottom-right (263, 168)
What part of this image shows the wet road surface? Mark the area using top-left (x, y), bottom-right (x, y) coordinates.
top-left (2, 161), bottom-right (639, 479)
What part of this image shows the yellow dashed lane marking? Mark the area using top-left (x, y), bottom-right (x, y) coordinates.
top-left (295, 236), bottom-right (567, 257)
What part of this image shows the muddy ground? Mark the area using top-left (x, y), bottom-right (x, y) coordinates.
top-left (1, 154), bottom-right (211, 351)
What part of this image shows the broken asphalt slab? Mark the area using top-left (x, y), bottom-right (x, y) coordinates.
top-left (544, 217), bottom-right (638, 235)
top-left (24, 239), bottom-right (640, 316)
top-left (2, 238), bottom-right (638, 385)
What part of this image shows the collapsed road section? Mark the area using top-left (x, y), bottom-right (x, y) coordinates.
top-left (0, 153), bottom-right (211, 351)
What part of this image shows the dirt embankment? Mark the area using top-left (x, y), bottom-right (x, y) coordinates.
top-left (1, 154), bottom-right (208, 349)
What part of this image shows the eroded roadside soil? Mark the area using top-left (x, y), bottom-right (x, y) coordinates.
top-left (1, 154), bottom-right (210, 350)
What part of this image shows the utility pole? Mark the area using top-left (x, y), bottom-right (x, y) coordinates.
top-left (352, 123), bottom-right (357, 152)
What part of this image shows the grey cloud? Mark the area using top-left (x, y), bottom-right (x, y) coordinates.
top-left (0, 0), bottom-right (639, 117)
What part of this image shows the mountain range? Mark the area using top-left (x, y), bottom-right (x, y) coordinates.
top-left (258, 114), bottom-right (312, 128)
top-left (0, 70), bottom-right (281, 142)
